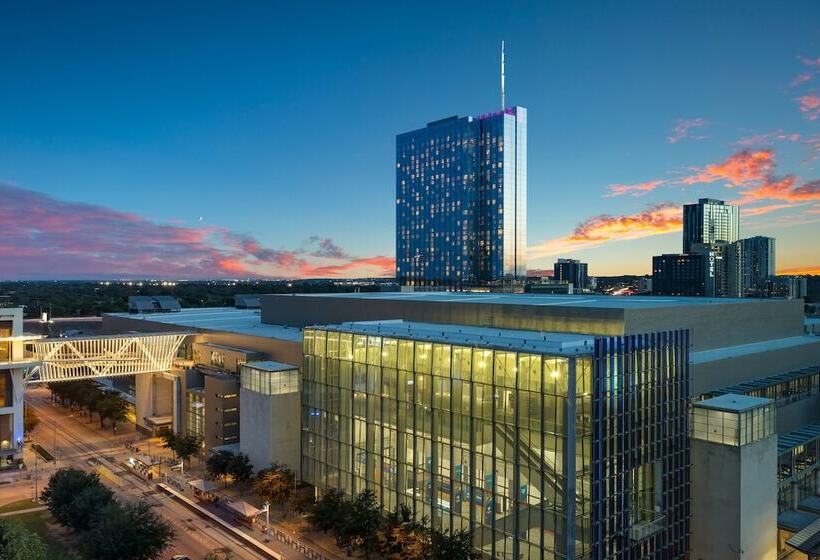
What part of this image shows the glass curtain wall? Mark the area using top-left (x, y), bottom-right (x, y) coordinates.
top-left (302, 327), bottom-right (592, 560)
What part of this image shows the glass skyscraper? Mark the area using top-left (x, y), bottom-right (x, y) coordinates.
top-left (396, 107), bottom-right (527, 288)
top-left (682, 198), bottom-right (739, 253)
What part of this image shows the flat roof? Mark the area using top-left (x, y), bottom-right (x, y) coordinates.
top-left (243, 360), bottom-right (298, 372)
top-left (313, 320), bottom-right (596, 356)
top-left (106, 308), bottom-right (302, 342)
top-left (691, 336), bottom-right (820, 364)
top-left (693, 393), bottom-right (773, 413)
top-left (286, 291), bottom-right (765, 310)
top-left (779, 424), bottom-right (820, 456)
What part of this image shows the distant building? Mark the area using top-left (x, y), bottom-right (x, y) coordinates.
top-left (526, 282), bottom-right (574, 295)
top-left (652, 254), bottom-right (706, 296)
top-left (738, 236), bottom-right (776, 296)
top-left (768, 275), bottom-right (807, 299)
top-left (683, 198), bottom-right (739, 252)
top-left (553, 258), bottom-right (589, 290)
top-left (396, 107), bottom-right (527, 289)
top-left (128, 295), bottom-right (181, 314)
top-left (234, 294), bottom-right (261, 309)
top-left (689, 242), bottom-right (731, 297)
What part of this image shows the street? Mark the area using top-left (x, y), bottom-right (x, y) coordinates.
top-left (17, 385), bottom-right (270, 560)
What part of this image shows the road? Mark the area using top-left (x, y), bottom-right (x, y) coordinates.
top-left (22, 385), bottom-right (268, 560)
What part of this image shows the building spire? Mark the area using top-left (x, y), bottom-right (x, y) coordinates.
top-left (500, 40), bottom-right (506, 109)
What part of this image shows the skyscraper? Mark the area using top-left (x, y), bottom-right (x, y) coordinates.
top-left (738, 236), bottom-right (776, 296)
top-left (682, 198), bottom-right (739, 252)
top-left (395, 107), bottom-right (527, 288)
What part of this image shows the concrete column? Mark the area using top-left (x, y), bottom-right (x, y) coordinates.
top-left (11, 369), bottom-right (25, 452)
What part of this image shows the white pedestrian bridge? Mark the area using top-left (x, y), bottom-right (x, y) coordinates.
top-left (24, 332), bottom-right (188, 383)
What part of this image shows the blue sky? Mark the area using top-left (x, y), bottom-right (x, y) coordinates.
top-left (1, 1), bottom-right (818, 278)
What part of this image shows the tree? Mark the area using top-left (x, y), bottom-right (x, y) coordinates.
top-left (290, 490), bottom-right (315, 516)
top-left (174, 434), bottom-right (201, 465)
top-left (64, 483), bottom-right (114, 531)
top-left (308, 488), bottom-right (346, 534)
top-left (206, 450), bottom-right (233, 486)
top-left (0, 519), bottom-right (47, 560)
top-left (81, 500), bottom-right (174, 560)
top-left (97, 391), bottom-right (128, 431)
top-left (253, 464), bottom-right (295, 517)
top-left (229, 452), bottom-right (254, 492)
top-left (41, 468), bottom-right (104, 526)
top-left (347, 489), bottom-right (382, 559)
top-left (430, 528), bottom-right (479, 560)
top-left (158, 428), bottom-right (177, 458)
top-left (23, 405), bottom-right (39, 436)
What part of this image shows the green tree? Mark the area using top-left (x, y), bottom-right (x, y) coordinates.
top-left (229, 452), bottom-right (254, 487)
top-left (430, 528), bottom-right (478, 560)
top-left (206, 450), bottom-right (233, 486)
top-left (81, 500), bottom-right (174, 560)
top-left (23, 405), bottom-right (39, 436)
top-left (174, 434), bottom-right (201, 465)
top-left (347, 489), bottom-right (381, 559)
top-left (158, 428), bottom-right (177, 458)
top-left (98, 391), bottom-right (129, 431)
top-left (308, 488), bottom-right (346, 534)
top-left (41, 468), bottom-right (104, 526)
top-left (64, 483), bottom-right (114, 531)
top-left (0, 519), bottom-right (47, 560)
top-left (253, 464), bottom-right (295, 517)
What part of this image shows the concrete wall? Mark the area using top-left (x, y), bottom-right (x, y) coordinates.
top-left (691, 342), bottom-right (820, 396)
top-left (262, 294), bottom-right (627, 336)
top-left (691, 435), bottom-right (777, 560)
top-left (0, 308), bottom-right (25, 460)
top-left (239, 388), bottom-right (301, 476)
top-left (203, 374), bottom-right (239, 450)
top-left (625, 299), bottom-right (805, 352)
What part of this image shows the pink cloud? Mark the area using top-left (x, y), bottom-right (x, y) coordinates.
top-left (797, 95), bottom-right (820, 121)
top-left (528, 203), bottom-right (681, 259)
top-left (736, 131), bottom-right (801, 146)
top-left (0, 183), bottom-right (393, 280)
top-left (667, 118), bottom-right (709, 144)
top-left (680, 150), bottom-right (774, 186)
top-left (604, 179), bottom-right (665, 197)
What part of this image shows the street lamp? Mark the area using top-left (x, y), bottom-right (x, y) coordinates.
top-left (259, 501), bottom-right (270, 542)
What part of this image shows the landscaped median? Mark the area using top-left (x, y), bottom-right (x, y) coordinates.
top-left (156, 482), bottom-right (285, 560)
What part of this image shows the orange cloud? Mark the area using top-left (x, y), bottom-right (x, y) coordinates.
top-left (667, 118), bottom-right (708, 144)
top-left (797, 95), bottom-right (820, 121)
top-left (740, 203), bottom-right (795, 217)
top-left (681, 150), bottom-right (774, 186)
top-left (528, 203), bottom-right (681, 259)
top-left (734, 177), bottom-right (820, 205)
top-left (605, 179), bottom-right (665, 197)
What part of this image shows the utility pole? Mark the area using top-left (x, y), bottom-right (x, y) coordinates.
top-left (32, 443), bottom-right (38, 502)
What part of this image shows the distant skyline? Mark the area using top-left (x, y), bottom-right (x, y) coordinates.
top-left (1, 1), bottom-right (818, 279)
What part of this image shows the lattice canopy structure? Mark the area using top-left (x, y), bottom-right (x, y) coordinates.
top-left (28, 332), bottom-right (188, 382)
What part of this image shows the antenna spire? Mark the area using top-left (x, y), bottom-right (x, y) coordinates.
top-left (500, 40), bottom-right (506, 109)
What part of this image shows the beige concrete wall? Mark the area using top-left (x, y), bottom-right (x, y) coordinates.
top-left (239, 389), bottom-right (301, 476)
top-left (261, 295), bottom-right (627, 337)
top-left (624, 299), bottom-right (805, 351)
top-left (691, 342), bottom-right (820, 396)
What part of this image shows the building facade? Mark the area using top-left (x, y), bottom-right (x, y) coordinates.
top-left (554, 258), bottom-right (589, 291)
top-left (301, 321), bottom-right (689, 560)
top-left (396, 107), bottom-right (527, 288)
top-left (652, 254), bottom-right (707, 296)
top-left (682, 198), bottom-right (739, 252)
top-left (738, 236), bottom-right (776, 297)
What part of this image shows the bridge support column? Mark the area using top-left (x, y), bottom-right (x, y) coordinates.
top-left (135, 372), bottom-right (176, 436)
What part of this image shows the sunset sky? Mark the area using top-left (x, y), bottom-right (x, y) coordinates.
top-left (1, 1), bottom-right (818, 279)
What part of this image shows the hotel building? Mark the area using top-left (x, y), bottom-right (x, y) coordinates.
top-left (396, 107), bottom-right (527, 288)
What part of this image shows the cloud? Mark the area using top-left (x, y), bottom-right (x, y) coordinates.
top-left (0, 183), bottom-right (394, 280)
top-left (797, 94), bottom-right (820, 121)
top-left (680, 149), bottom-right (774, 186)
top-left (789, 56), bottom-right (820, 88)
top-left (736, 131), bottom-right (801, 146)
top-left (604, 179), bottom-right (666, 197)
top-left (528, 203), bottom-right (681, 259)
top-left (740, 203), bottom-right (795, 217)
top-left (667, 118), bottom-right (709, 144)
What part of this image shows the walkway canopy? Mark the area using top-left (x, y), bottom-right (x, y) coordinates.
top-left (226, 500), bottom-right (262, 519)
top-left (188, 479), bottom-right (218, 492)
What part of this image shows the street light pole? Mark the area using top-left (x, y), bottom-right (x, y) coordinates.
top-left (52, 422), bottom-right (57, 466)
top-left (32, 443), bottom-right (38, 502)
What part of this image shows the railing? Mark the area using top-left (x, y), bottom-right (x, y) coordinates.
top-left (629, 510), bottom-right (666, 541)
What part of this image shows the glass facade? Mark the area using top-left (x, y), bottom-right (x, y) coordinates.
top-left (301, 325), bottom-right (689, 560)
top-left (396, 107), bottom-right (527, 288)
top-left (682, 198), bottom-right (739, 253)
top-left (185, 388), bottom-right (205, 441)
top-left (240, 363), bottom-right (300, 395)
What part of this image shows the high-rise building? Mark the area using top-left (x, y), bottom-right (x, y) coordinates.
top-left (396, 107), bottom-right (527, 288)
top-left (738, 236), bottom-right (776, 296)
top-left (682, 198), bottom-right (739, 252)
top-left (553, 258), bottom-right (589, 290)
top-left (689, 242), bottom-right (730, 297)
top-left (652, 254), bottom-right (707, 296)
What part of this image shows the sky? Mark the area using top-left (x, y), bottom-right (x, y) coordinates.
top-left (1, 0), bottom-right (818, 280)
